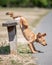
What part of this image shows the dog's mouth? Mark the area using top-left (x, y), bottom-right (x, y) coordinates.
top-left (42, 43), bottom-right (47, 46)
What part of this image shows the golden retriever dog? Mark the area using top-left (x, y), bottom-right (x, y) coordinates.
top-left (6, 12), bottom-right (47, 53)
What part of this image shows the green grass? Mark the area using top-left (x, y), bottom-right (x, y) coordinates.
top-left (17, 44), bottom-right (32, 58)
top-left (0, 44), bottom-right (31, 55)
top-left (17, 44), bottom-right (31, 54)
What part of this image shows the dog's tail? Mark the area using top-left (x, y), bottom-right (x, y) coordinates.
top-left (6, 12), bottom-right (22, 19)
top-left (6, 12), bottom-right (13, 17)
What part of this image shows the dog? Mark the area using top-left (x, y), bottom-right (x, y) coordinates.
top-left (6, 12), bottom-right (47, 53)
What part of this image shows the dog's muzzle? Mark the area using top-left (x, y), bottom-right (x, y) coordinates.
top-left (43, 43), bottom-right (47, 46)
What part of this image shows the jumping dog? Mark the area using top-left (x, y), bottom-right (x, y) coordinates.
top-left (6, 12), bottom-right (47, 53)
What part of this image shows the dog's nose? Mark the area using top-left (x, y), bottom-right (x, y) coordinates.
top-left (43, 43), bottom-right (47, 46)
top-left (46, 44), bottom-right (47, 46)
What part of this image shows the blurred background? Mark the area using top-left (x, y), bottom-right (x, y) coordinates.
top-left (0, 0), bottom-right (52, 8)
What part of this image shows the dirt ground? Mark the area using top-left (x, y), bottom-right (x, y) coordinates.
top-left (0, 8), bottom-right (50, 65)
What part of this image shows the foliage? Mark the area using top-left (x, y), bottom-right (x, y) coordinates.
top-left (0, 0), bottom-right (52, 8)
top-left (19, 0), bottom-right (30, 7)
top-left (39, 0), bottom-right (48, 7)
top-left (0, 45), bottom-right (10, 54)
top-left (32, 0), bottom-right (39, 6)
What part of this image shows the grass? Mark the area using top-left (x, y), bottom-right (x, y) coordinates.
top-left (0, 44), bottom-right (35, 65)
top-left (11, 59), bottom-right (23, 65)
top-left (0, 43), bottom-right (31, 55)
top-left (17, 44), bottom-right (32, 58)
top-left (0, 57), bottom-right (3, 62)
top-left (11, 60), bottom-right (18, 65)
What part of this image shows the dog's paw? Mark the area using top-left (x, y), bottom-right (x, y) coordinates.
top-left (32, 51), bottom-right (38, 54)
top-left (37, 50), bottom-right (44, 53)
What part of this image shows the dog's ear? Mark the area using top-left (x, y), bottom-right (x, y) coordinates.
top-left (37, 32), bottom-right (41, 38)
top-left (42, 33), bottom-right (46, 36)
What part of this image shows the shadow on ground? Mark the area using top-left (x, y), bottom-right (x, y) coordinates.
top-left (19, 51), bottom-right (32, 54)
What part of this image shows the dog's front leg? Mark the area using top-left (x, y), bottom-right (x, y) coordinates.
top-left (28, 43), bottom-right (37, 53)
top-left (31, 42), bottom-right (42, 53)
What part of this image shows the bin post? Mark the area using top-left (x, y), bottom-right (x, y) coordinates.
top-left (2, 20), bottom-right (17, 55)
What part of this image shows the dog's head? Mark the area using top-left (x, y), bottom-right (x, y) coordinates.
top-left (36, 32), bottom-right (47, 46)
top-left (6, 12), bottom-right (13, 17)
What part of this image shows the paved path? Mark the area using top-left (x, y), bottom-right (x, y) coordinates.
top-left (33, 11), bottom-right (52, 65)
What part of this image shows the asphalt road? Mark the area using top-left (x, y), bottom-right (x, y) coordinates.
top-left (33, 11), bottom-right (52, 65)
